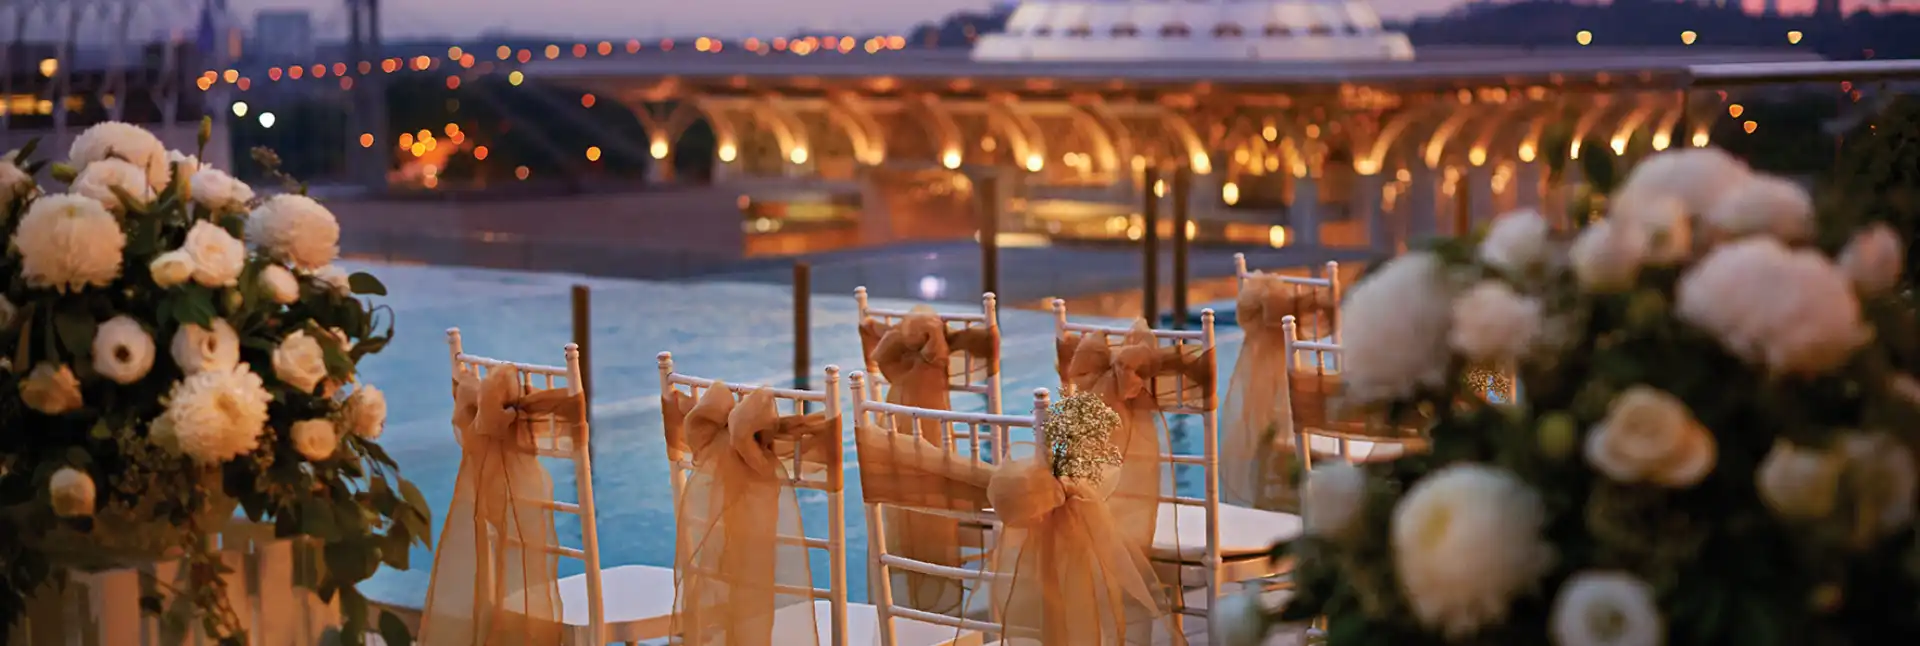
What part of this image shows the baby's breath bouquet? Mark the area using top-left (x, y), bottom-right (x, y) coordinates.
top-left (0, 121), bottom-right (428, 645)
top-left (1248, 147), bottom-right (1920, 645)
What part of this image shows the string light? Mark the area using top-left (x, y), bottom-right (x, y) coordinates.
top-left (586, 146), bottom-right (602, 161)
top-left (360, 133), bottom-right (374, 148)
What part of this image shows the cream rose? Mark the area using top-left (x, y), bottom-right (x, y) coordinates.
top-left (20, 363), bottom-right (83, 415)
top-left (1757, 439), bottom-right (1845, 520)
top-left (48, 467), bottom-right (96, 518)
top-left (1612, 146), bottom-right (1751, 217)
top-left (1584, 386), bottom-right (1716, 488)
top-left (170, 319), bottom-right (240, 376)
top-left (1703, 173), bottom-right (1815, 244)
top-left (92, 315), bottom-right (156, 385)
top-left (1393, 464), bottom-right (1554, 638)
top-left (1303, 463), bottom-right (1367, 540)
top-left (1477, 209), bottom-right (1551, 273)
top-left (290, 419), bottom-right (339, 461)
top-left (1677, 238), bottom-right (1870, 376)
top-left (259, 264), bottom-right (300, 304)
top-left (1838, 223), bottom-right (1904, 297)
top-left (1548, 572), bottom-right (1663, 646)
top-left (345, 385), bottom-right (387, 439)
top-left (148, 250), bottom-right (194, 288)
top-left (273, 330), bottom-right (329, 393)
top-left (1840, 433), bottom-right (1917, 539)
top-left (13, 194), bottom-right (126, 293)
top-left (182, 221), bottom-right (246, 288)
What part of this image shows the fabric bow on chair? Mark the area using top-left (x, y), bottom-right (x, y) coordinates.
top-left (1056, 321), bottom-right (1213, 555)
top-left (664, 383), bottom-right (839, 646)
top-left (1221, 274), bottom-right (1342, 511)
top-left (421, 364), bottom-right (584, 646)
top-left (854, 394), bottom-right (1186, 646)
top-left (860, 307), bottom-right (996, 613)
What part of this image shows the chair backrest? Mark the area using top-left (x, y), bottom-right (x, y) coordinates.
top-left (655, 352), bottom-right (852, 646)
top-left (854, 287), bottom-right (1004, 416)
top-left (444, 328), bottom-right (605, 642)
top-left (1278, 316), bottom-right (1428, 468)
top-left (1050, 299), bottom-right (1220, 568)
top-left (849, 373), bottom-right (1047, 646)
top-left (1235, 253), bottom-right (1343, 345)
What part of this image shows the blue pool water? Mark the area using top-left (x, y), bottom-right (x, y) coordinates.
top-left (347, 261), bottom-right (1252, 609)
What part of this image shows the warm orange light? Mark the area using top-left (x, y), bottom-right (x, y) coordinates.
top-left (474, 146), bottom-right (489, 160)
top-left (1680, 30), bottom-right (1698, 45)
top-left (339, 77), bottom-right (353, 90)
top-left (410, 142), bottom-right (427, 156)
top-left (774, 37), bottom-right (788, 51)
top-left (382, 58), bottom-right (399, 73)
top-left (1787, 30), bottom-right (1804, 45)
top-left (745, 37), bottom-right (761, 51)
top-left (696, 37), bottom-right (712, 52)
top-left (627, 40), bottom-right (641, 53)
top-left (597, 41), bottom-right (612, 56)
top-left (1743, 120), bottom-right (1758, 134)
top-left (414, 55), bottom-right (431, 70)
top-left (222, 69), bottom-right (238, 83)
top-left (571, 44), bottom-right (587, 58)
top-left (196, 77), bottom-right (213, 91)
top-left (710, 40), bottom-right (723, 53)
top-left (1575, 30), bottom-right (1593, 46)
top-left (459, 54), bottom-right (474, 68)
top-left (360, 133), bottom-right (374, 148)
top-left (517, 49), bottom-right (532, 63)
top-left (332, 62), bottom-right (347, 76)
top-left (586, 146), bottom-right (602, 162)
top-left (581, 93), bottom-right (596, 108)
top-left (237, 77), bottom-right (251, 91)
top-left (358, 61), bottom-right (372, 74)
top-left (445, 123), bottom-right (461, 137)
top-left (268, 67), bottom-right (283, 81)
top-left (446, 75), bottom-right (460, 89)
top-left (544, 45), bottom-right (560, 59)
top-left (312, 64), bottom-right (327, 78)
top-left (497, 45), bottom-right (512, 60)
top-left (399, 133), bottom-right (415, 148)
top-left (450, 131), bottom-right (465, 144)
top-left (515, 166), bottom-right (530, 180)
top-left (288, 66), bottom-right (304, 80)
top-left (1728, 104), bottom-right (1744, 118)
top-left (448, 46), bottom-right (463, 60)
top-left (660, 39), bottom-right (675, 51)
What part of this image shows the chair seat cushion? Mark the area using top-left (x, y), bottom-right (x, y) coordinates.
top-left (1305, 435), bottom-right (1407, 463)
top-left (557, 564), bottom-right (676, 632)
top-left (775, 599), bottom-right (980, 646)
top-left (1151, 501), bottom-right (1302, 561)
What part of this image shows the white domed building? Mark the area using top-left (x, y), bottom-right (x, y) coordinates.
top-left (974, 0), bottom-right (1414, 62)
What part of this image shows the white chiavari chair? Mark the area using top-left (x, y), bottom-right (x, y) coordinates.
top-left (1234, 253), bottom-right (1342, 347)
top-left (445, 329), bottom-right (628, 644)
top-left (1049, 302), bottom-right (1300, 642)
top-left (1279, 317), bottom-right (1430, 470)
top-left (850, 371), bottom-right (1043, 646)
top-left (854, 288), bottom-right (1005, 463)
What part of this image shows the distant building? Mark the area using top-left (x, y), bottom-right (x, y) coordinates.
top-left (253, 9), bottom-right (315, 61)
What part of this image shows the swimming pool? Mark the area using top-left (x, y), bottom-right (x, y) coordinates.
top-left (349, 260), bottom-right (1257, 609)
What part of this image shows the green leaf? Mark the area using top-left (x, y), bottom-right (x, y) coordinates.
top-left (18, 136), bottom-right (40, 162)
top-left (301, 497), bottom-right (341, 541)
top-left (171, 288), bottom-right (217, 326)
top-left (52, 304), bottom-right (95, 360)
top-left (346, 272), bottom-right (387, 296)
top-left (398, 480), bottom-right (430, 519)
top-left (377, 611), bottom-right (415, 646)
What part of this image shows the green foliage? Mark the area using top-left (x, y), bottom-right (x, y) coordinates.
top-left (0, 135), bottom-right (427, 644)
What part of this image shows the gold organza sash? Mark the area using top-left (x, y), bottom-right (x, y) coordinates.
top-left (859, 307), bottom-right (996, 613)
top-left (1222, 274), bottom-right (1343, 510)
top-left (663, 383), bottom-right (839, 646)
top-left (1055, 321), bottom-right (1214, 556)
top-left (421, 365), bottom-right (582, 646)
top-left (854, 426), bottom-right (1184, 645)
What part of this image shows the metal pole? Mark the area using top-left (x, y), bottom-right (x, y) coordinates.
top-left (570, 285), bottom-right (593, 426)
top-left (976, 170), bottom-right (1000, 298)
top-left (1142, 165), bottom-right (1161, 325)
top-left (793, 261), bottom-right (812, 393)
top-left (1170, 166), bottom-right (1192, 330)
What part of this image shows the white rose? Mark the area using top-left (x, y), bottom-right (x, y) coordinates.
top-left (170, 319), bottom-right (240, 376)
top-left (162, 364), bottom-right (272, 465)
top-left (1840, 433), bottom-right (1917, 539)
top-left (248, 194), bottom-right (340, 270)
top-left (19, 363), bottom-right (83, 415)
top-left (48, 467), bottom-right (96, 518)
top-left (1757, 439), bottom-right (1845, 520)
top-left (71, 158), bottom-right (155, 208)
top-left (1548, 572), bottom-right (1663, 646)
top-left (259, 264), bottom-right (300, 304)
top-left (190, 167), bottom-right (255, 212)
top-left (1676, 238), bottom-right (1869, 376)
top-left (68, 121), bottom-right (170, 189)
top-left (1612, 146), bottom-right (1751, 217)
top-left (346, 385), bottom-right (387, 439)
top-left (273, 330), bottom-right (329, 393)
top-left (1609, 194), bottom-right (1692, 265)
top-left (1569, 219), bottom-right (1649, 293)
top-left (313, 265), bottom-right (352, 295)
top-left (148, 250), bottom-right (195, 288)
top-left (290, 419), bottom-right (339, 461)
top-left (12, 194), bottom-right (126, 293)
top-left (0, 161), bottom-right (31, 203)
top-left (1303, 463), bottom-right (1366, 540)
top-left (1477, 209), bottom-right (1551, 273)
top-left (1339, 252), bottom-right (1455, 405)
top-left (1214, 589), bottom-right (1270, 646)
top-left (1703, 173), bottom-right (1815, 244)
top-left (181, 220), bottom-right (246, 288)
top-left (91, 315), bottom-right (156, 385)
top-left (1392, 464), bottom-right (1554, 638)
top-left (167, 150), bottom-right (200, 183)
top-left (1448, 281), bottom-right (1543, 365)
top-left (1584, 386), bottom-right (1717, 488)
top-left (1838, 223), bottom-right (1904, 297)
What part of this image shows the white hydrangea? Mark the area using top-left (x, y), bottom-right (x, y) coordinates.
top-left (92, 315), bottom-right (156, 385)
top-left (170, 319), bottom-right (240, 376)
top-left (71, 158), bottom-right (155, 208)
top-left (1568, 219), bottom-right (1649, 293)
top-left (1392, 464), bottom-right (1554, 638)
top-left (182, 220), bottom-right (246, 288)
top-left (1338, 252), bottom-right (1455, 404)
top-left (1548, 572), bottom-right (1663, 646)
top-left (1448, 281), bottom-right (1542, 364)
top-left (190, 167), bottom-right (255, 213)
top-left (291, 419), bottom-right (339, 461)
top-left (1611, 146), bottom-right (1751, 217)
top-left (48, 467), bottom-right (96, 518)
top-left (1303, 463), bottom-right (1367, 540)
top-left (12, 194), bottom-right (126, 293)
top-left (1676, 238), bottom-right (1869, 375)
top-left (1477, 209), bottom-right (1551, 274)
top-left (68, 121), bottom-right (170, 189)
top-left (1702, 173), bottom-right (1814, 244)
top-left (1608, 194), bottom-right (1692, 265)
top-left (248, 194), bottom-right (340, 270)
top-left (161, 364), bottom-right (273, 465)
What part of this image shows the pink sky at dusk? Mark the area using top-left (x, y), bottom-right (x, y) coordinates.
top-left (227, 0), bottom-right (1862, 39)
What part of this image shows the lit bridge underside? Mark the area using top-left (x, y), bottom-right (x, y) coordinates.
top-left (525, 50), bottom-right (1920, 255)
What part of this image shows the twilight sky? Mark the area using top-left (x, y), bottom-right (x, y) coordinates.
top-left (221, 0), bottom-right (1830, 40)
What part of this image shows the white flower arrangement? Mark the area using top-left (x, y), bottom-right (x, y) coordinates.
top-left (0, 122), bottom-right (425, 644)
